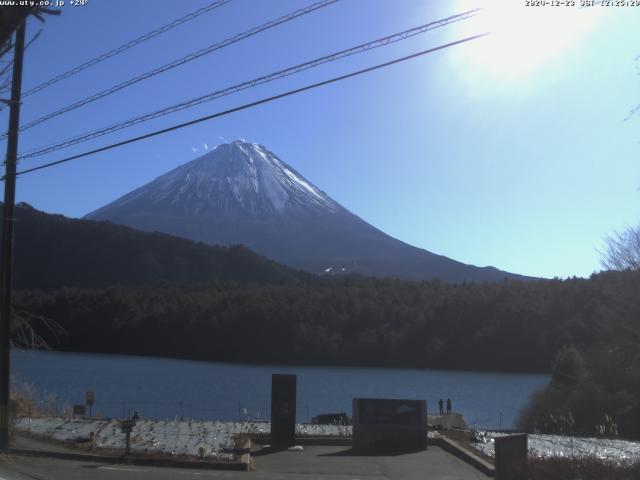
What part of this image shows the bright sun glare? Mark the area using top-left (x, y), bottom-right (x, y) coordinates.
top-left (454, 2), bottom-right (601, 76)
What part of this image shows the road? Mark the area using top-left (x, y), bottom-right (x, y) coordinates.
top-left (0, 445), bottom-right (489, 479)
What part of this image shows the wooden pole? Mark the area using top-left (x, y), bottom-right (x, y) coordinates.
top-left (0, 19), bottom-right (26, 452)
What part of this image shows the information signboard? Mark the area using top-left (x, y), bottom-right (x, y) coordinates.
top-left (352, 398), bottom-right (427, 452)
top-left (72, 404), bottom-right (86, 416)
top-left (120, 419), bottom-right (136, 433)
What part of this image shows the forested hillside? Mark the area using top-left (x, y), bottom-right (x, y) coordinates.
top-left (15, 269), bottom-right (639, 373)
top-left (8, 203), bottom-right (308, 288)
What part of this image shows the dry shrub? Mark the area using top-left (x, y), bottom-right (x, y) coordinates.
top-left (9, 382), bottom-right (36, 417)
top-left (9, 382), bottom-right (59, 418)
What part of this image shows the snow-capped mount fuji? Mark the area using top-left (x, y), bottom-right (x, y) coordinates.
top-left (105, 140), bottom-right (339, 217)
top-left (86, 140), bottom-right (526, 282)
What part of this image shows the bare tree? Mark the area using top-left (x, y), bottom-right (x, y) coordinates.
top-left (11, 309), bottom-right (65, 350)
top-left (602, 56), bottom-right (640, 272)
top-left (601, 223), bottom-right (640, 271)
top-left (626, 55), bottom-right (640, 120)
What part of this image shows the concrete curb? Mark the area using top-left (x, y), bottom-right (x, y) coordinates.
top-left (431, 437), bottom-right (495, 477)
top-left (250, 434), bottom-right (351, 446)
top-left (10, 447), bottom-right (251, 471)
top-left (251, 433), bottom-right (494, 477)
top-left (294, 437), bottom-right (351, 446)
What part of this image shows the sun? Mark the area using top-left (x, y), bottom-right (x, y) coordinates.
top-left (450, 2), bottom-right (601, 77)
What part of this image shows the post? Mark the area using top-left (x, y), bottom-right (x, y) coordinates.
top-left (0, 19), bottom-right (26, 453)
top-left (85, 389), bottom-right (94, 417)
top-left (125, 430), bottom-right (131, 455)
top-left (120, 419), bottom-right (135, 455)
top-left (271, 374), bottom-right (296, 447)
top-left (180, 400), bottom-right (183, 420)
top-left (495, 434), bottom-right (528, 480)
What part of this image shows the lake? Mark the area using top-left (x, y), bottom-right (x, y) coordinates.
top-left (11, 350), bottom-right (549, 429)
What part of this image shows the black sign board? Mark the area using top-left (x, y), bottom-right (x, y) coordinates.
top-left (72, 404), bottom-right (86, 416)
top-left (352, 398), bottom-right (427, 452)
top-left (271, 374), bottom-right (296, 446)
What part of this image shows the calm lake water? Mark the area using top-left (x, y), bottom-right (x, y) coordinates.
top-left (11, 350), bottom-right (549, 429)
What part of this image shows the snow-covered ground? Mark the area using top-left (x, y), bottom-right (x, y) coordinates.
top-left (472, 432), bottom-right (640, 463)
top-left (19, 417), bottom-right (638, 464)
top-left (14, 417), bottom-right (351, 459)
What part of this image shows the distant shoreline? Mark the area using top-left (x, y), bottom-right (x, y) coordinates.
top-left (11, 348), bottom-right (552, 376)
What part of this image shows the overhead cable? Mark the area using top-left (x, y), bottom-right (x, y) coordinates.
top-left (18, 0), bottom-right (233, 100)
top-left (7, 0), bottom-right (340, 135)
top-left (9, 33), bottom-right (489, 179)
top-left (19, 8), bottom-right (480, 161)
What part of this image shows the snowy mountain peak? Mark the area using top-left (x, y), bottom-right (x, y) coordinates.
top-left (85, 140), bottom-right (528, 282)
top-left (91, 140), bottom-right (339, 217)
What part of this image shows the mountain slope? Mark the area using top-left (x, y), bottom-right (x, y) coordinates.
top-left (8, 203), bottom-right (307, 289)
top-left (86, 140), bottom-right (528, 282)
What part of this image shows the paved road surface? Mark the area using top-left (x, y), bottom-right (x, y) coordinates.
top-left (0, 445), bottom-right (489, 479)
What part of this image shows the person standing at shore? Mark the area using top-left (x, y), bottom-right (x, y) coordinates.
top-left (446, 398), bottom-right (451, 415)
top-left (438, 398), bottom-right (444, 415)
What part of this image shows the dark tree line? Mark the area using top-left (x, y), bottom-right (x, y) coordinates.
top-left (517, 341), bottom-right (640, 439)
top-left (14, 269), bottom-right (639, 376)
top-left (511, 269), bottom-right (640, 438)
top-left (7, 204), bottom-right (640, 437)
top-left (8, 203), bottom-right (308, 289)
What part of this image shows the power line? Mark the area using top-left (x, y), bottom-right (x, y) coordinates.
top-left (9, 33), bottom-right (489, 179)
top-left (7, 0), bottom-right (340, 137)
top-left (0, 29), bottom-right (42, 97)
top-left (19, 9), bottom-right (480, 161)
top-left (16, 0), bottom-right (233, 101)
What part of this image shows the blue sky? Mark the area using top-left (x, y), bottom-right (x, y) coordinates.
top-left (3, 0), bottom-right (638, 279)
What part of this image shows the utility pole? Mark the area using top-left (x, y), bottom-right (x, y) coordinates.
top-left (0, 19), bottom-right (26, 451)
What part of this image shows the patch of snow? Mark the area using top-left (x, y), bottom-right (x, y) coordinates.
top-left (471, 432), bottom-right (640, 463)
top-left (281, 167), bottom-right (324, 201)
top-left (86, 139), bottom-right (341, 219)
top-left (252, 145), bottom-right (270, 164)
top-left (14, 418), bottom-right (351, 458)
top-left (178, 173), bottom-right (191, 194)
